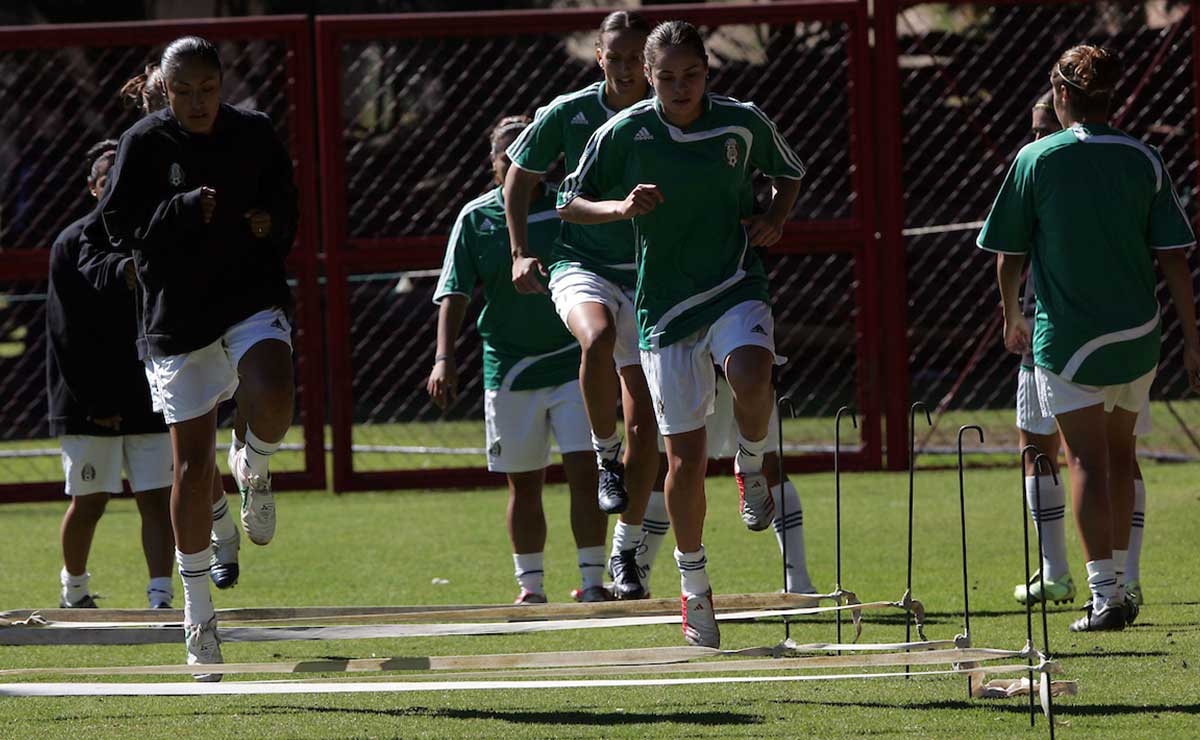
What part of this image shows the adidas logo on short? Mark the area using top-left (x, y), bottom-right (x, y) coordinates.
top-left (634, 127), bottom-right (654, 141)
top-left (570, 111), bottom-right (589, 125)
top-left (270, 318), bottom-right (285, 331)
top-left (750, 324), bottom-right (766, 335)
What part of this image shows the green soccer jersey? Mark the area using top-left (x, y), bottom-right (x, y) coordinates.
top-left (978, 123), bottom-right (1195, 385)
top-left (558, 93), bottom-right (806, 350)
top-left (506, 81), bottom-right (638, 288)
top-left (434, 185), bottom-right (580, 392)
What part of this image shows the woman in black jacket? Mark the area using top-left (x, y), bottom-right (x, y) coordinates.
top-left (96, 36), bottom-right (298, 678)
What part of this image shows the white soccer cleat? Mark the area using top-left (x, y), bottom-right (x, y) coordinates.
top-left (682, 590), bottom-right (720, 648)
top-left (185, 615), bottom-right (223, 682)
top-left (233, 447), bottom-right (276, 546)
top-left (736, 471), bottom-right (774, 531)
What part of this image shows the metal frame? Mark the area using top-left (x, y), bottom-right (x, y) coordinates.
top-left (315, 0), bottom-right (886, 491)
top-left (0, 16), bottom-right (326, 499)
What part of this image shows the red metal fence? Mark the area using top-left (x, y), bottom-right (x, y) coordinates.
top-left (3, 1), bottom-right (1198, 499)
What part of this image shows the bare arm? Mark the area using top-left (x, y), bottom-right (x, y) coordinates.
top-left (1156, 248), bottom-right (1200, 390)
top-left (996, 252), bottom-right (1030, 355)
top-left (426, 294), bottom-right (469, 409)
top-left (504, 166), bottom-right (549, 295)
top-left (743, 178), bottom-right (803, 246)
top-left (558, 184), bottom-right (664, 225)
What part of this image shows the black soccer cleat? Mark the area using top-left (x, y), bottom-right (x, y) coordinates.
top-left (1123, 592), bottom-right (1140, 626)
top-left (59, 594), bottom-right (98, 608)
top-left (1068, 602), bottom-right (1126, 633)
top-left (597, 458), bottom-right (629, 515)
top-left (210, 562), bottom-right (240, 590)
top-left (608, 548), bottom-right (646, 600)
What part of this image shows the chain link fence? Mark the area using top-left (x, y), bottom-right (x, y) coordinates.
top-left (896, 1), bottom-right (1200, 459)
top-left (0, 21), bottom-right (323, 496)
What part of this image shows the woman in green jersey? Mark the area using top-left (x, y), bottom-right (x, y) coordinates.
top-left (981, 45), bottom-right (1200, 633)
top-left (429, 116), bottom-right (610, 604)
top-left (558, 21), bottom-right (805, 647)
top-left (505, 10), bottom-right (659, 601)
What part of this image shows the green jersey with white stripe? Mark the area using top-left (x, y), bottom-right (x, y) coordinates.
top-left (434, 185), bottom-right (580, 391)
top-left (559, 93), bottom-right (806, 350)
top-left (506, 81), bottom-right (638, 288)
top-left (978, 123), bottom-right (1195, 385)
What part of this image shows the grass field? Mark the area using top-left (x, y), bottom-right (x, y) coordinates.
top-left (1, 456), bottom-right (1198, 739)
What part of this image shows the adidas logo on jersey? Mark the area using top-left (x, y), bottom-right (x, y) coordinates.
top-left (634, 127), bottom-right (654, 142)
top-left (570, 111), bottom-right (589, 125)
top-left (480, 218), bottom-right (496, 231)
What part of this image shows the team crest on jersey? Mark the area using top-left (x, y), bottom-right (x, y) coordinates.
top-left (725, 139), bottom-right (739, 167)
top-left (168, 163), bottom-right (185, 187)
top-left (81, 463), bottom-right (96, 482)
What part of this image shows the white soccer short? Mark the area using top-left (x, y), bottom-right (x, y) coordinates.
top-left (60, 433), bottom-right (173, 496)
top-left (642, 300), bottom-right (780, 436)
top-left (1035, 365), bottom-right (1155, 421)
top-left (656, 374), bottom-right (781, 458)
top-left (1021, 366), bottom-right (1152, 437)
top-left (144, 308), bottom-right (293, 425)
top-left (484, 380), bottom-right (592, 473)
top-left (548, 265), bottom-right (640, 369)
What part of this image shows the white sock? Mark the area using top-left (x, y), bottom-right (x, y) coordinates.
top-left (513, 552), bottom-right (544, 596)
top-left (735, 434), bottom-right (769, 475)
top-left (611, 520), bottom-right (642, 556)
top-left (230, 433), bottom-right (244, 458)
top-left (592, 431), bottom-right (622, 465)
top-left (60, 567), bottom-right (89, 603)
top-left (243, 428), bottom-right (281, 479)
top-left (1025, 475), bottom-right (1069, 579)
top-left (1085, 559), bottom-right (1119, 612)
top-left (177, 547), bottom-right (215, 625)
top-left (147, 576), bottom-right (174, 608)
top-left (675, 546), bottom-right (710, 598)
top-left (577, 546), bottom-right (605, 590)
top-left (1113, 549), bottom-right (1128, 600)
top-left (772, 481), bottom-right (814, 593)
top-left (1127, 480), bottom-right (1145, 583)
top-left (211, 495), bottom-right (237, 542)
top-left (637, 490), bottom-right (670, 578)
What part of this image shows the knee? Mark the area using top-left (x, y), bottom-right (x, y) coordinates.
top-left (579, 322), bottom-right (616, 359)
top-left (668, 452), bottom-right (707, 484)
top-left (70, 494), bottom-right (109, 521)
top-left (725, 354), bottom-right (773, 400)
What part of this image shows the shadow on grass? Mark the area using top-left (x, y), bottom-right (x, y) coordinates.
top-left (264, 704), bottom-right (763, 726)
top-left (773, 697), bottom-right (1200, 717)
top-left (1050, 649), bottom-right (1169, 659)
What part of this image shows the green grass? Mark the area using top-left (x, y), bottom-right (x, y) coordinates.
top-left (2, 459), bottom-right (1198, 738)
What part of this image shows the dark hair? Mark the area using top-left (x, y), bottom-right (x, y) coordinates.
top-left (1051, 45), bottom-right (1121, 117)
top-left (86, 139), bottom-right (119, 187)
top-left (490, 114), bottom-right (531, 157)
top-left (597, 10), bottom-right (651, 47)
top-left (644, 20), bottom-right (707, 68)
top-left (1032, 89), bottom-right (1053, 111)
top-left (161, 36), bottom-right (222, 81)
top-left (119, 63), bottom-right (167, 115)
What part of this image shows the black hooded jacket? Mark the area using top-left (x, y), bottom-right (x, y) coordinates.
top-left (91, 104), bottom-right (298, 358)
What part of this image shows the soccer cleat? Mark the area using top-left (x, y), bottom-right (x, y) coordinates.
top-left (571, 585), bottom-right (616, 603)
top-left (1125, 580), bottom-right (1143, 607)
top-left (682, 590), bottom-right (720, 648)
top-left (185, 615), bottom-right (223, 682)
top-left (233, 448), bottom-right (276, 546)
top-left (735, 471), bottom-right (774, 531)
top-left (1013, 570), bottom-right (1075, 606)
top-left (59, 593), bottom-right (98, 608)
top-left (608, 549), bottom-right (647, 600)
top-left (1123, 591), bottom-right (1140, 626)
top-left (147, 587), bottom-right (173, 609)
top-left (597, 458), bottom-right (629, 514)
top-left (1068, 602), bottom-right (1126, 633)
top-left (514, 589), bottom-right (548, 605)
top-left (210, 529), bottom-right (240, 590)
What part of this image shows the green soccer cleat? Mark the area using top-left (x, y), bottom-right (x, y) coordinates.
top-left (1125, 580), bottom-right (1143, 607)
top-left (1013, 570), bottom-right (1076, 606)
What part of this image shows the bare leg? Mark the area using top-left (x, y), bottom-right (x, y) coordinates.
top-left (663, 429), bottom-right (708, 553)
top-left (1107, 408), bottom-right (1138, 552)
top-left (236, 339), bottom-right (294, 444)
top-left (507, 469), bottom-right (547, 555)
top-left (171, 410), bottom-right (219, 554)
top-left (617, 365), bottom-right (659, 524)
top-left (724, 346), bottom-right (774, 444)
top-left (1056, 404), bottom-right (1111, 563)
top-left (562, 451), bottom-right (605, 549)
top-left (61, 493), bottom-right (110, 576)
top-left (566, 303), bottom-right (621, 442)
top-left (133, 487), bottom-right (174, 579)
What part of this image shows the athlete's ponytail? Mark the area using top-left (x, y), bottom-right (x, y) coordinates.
top-left (1051, 45), bottom-right (1121, 119)
top-left (119, 63), bottom-right (167, 115)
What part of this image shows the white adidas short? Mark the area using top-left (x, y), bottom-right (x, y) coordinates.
top-left (548, 265), bottom-right (640, 369)
top-left (1016, 366), bottom-right (1057, 436)
top-left (656, 375), bottom-right (781, 458)
top-left (484, 380), bottom-right (592, 473)
top-left (144, 308), bottom-right (293, 425)
top-left (1019, 366), bottom-right (1153, 438)
top-left (60, 433), bottom-right (172, 496)
top-left (641, 300), bottom-right (780, 436)
top-left (1035, 365), bottom-right (1155, 421)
